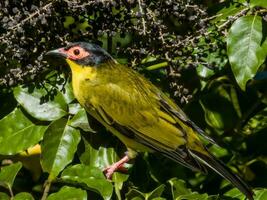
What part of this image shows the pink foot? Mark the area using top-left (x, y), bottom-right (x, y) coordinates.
top-left (103, 155), bottom-right (130, 179)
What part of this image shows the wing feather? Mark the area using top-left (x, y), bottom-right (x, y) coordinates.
top-left (85, 66), bottom-right (208, 172)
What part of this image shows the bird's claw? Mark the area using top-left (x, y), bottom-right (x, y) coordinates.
top-left (103, 155), bottom-right (130, 179)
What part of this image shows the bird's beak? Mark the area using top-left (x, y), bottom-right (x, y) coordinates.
top-left (45, 48), bottom-right (67, 58)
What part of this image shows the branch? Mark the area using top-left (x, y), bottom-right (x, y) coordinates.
top-left (63, 0), bottom-right (113, 8)
top-left (0, 1), bottom-right (55, 40)
top-left (8, 2), bottom-right (54, 31)
top-left (41, 179), bottom-right (52, 200)
top-left (138, 0), bottom-right (146, 35)
top-left (217, 8), bottom-right (249, 31)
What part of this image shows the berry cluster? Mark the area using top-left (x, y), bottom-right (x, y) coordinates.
top-left (0, 0), bottom-right (218, 103)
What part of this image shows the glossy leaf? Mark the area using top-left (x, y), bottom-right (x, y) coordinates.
top-left (79, 135), bottom-right (124, 169)
top-left (250, 0), bottom-right (267, 8)
top-left (168, 178), bottom-right (191, 198)
top-left (14, 85), bottom-right (68, 121)
top-left (242, 107), bottom-right (267, 135)
top-left (0, 108), bottom-right (47, 155)
top-left (196, 65), bottom-right (215, 79)
top-left (0, 162), bottom-right (22, 189)
top-left (56, 78), bottom-right (75, 104)
top-left (47, 186), bottom-right (86, 200)
top-left (14, 192), bottom-right (35, 200)
top-left (211, 4), bottom-right (244, 25)
top-left (225, 188), bottom-right (267, 200)
top-left (200, 83), bottom-right (239, 131)
top-left (0, 192), bottom-right (9, 200)
top-left (126, 184), bottom-right (165, 200)
top-left (61, 164), bottom-right (113, 200)
top-left (69, 103), bottom-right (83, 115)
top-left (41, 118), bottom-right (81, 179)
top-left (79, 134), bottom-right (129, 200)
top-left (227, 15), bottom-right (267, 90)
top-left (68, 108), bottom-right (95, 132)
top-left (168, 178), bottom-right (212, 200)
top-left (254, 189), bottom-right (267, 200)
top-left (224, 188), bottom-right (246, 199)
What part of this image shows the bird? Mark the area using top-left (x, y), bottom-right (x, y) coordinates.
top-left (46, 42), bottom-right (254, 200)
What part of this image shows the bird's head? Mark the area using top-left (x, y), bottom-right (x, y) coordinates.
top-left (45, 42), bottom-right (114, 67)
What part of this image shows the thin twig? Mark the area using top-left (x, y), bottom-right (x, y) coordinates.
top-left (63, 0), bottom-right (112, 8)
top-left (8, 2), bottom-right (54, 31)
top-left (138, 0), bottom-right (146, 35)
top-left (201, 13), bottom-right (223, 22)
top-left (185, 4), bottom-right (206, 15)
top-left (147, 8), bottom-right (165, 44)
top-left (0, 1), bottom-right (55, 40)
top-left (217, 8), bottom-right (249, 31)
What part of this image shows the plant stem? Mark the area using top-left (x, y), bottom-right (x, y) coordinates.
top-left (41, 179), bottom-right (52, 200)
top-left (8, 185), bottom-right (14, 199)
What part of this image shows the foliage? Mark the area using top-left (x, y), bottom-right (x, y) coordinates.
top-left (0, 0), bottom-right (266, 199)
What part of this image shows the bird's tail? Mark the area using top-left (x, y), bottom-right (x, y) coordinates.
top-left (189, 149), bottom-right (254, 200)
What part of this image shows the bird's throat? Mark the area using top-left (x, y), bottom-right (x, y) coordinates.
top-left (66, 59), bottom-right (96, 79)
top-left (66, 59), bottom-right (97, 105)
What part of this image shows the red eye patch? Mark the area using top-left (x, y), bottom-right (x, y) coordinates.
top-left (61, 46), bottom-right (89, 60)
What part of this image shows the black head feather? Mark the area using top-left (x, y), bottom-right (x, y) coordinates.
top-left (65, 42), bottom-right (113, 66)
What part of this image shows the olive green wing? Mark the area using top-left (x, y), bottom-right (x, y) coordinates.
top-left (157, 92), bottom-right (217, 145)
top-left (86, 80), bottom-right (206, 172)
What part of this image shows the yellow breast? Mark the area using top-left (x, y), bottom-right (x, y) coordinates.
top-left (66, 59), bottom-right (97, 106)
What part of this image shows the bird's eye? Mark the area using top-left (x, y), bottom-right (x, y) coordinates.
top-left (73, 49), bottom-right (80, 55)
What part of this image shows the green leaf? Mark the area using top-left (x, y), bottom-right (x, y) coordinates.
top-left (79, 135), bottom-right (129, 200)
top-left (168, 178), bottom-right (211, 200)
top-left (126, 184), bottom-right (165, 200)
top-left (79, 135), bottom-right (123, 169)
top-left (14, 85), bottom-right (68, 121)
top-left (126, 189), bottom-right (146, 200)
top-left (68, 108), bottom-right (95, 132)
top-left (69, 103), bottom-right (83, 115)
top-left (227, 15), bottom-right (267, 90)
top-left (225, 188), bottom-right (267, 200)
top-left (147, 185), bottom-right (165, 199)
top-left (211, 4), bottom-right (244, 25)
top-left (56, 78), bottom-right (75, 104)
top-left (41, 118), bottom-right (81, 179)
top-left (0, 192), bottom-right (10, 200)
top-left (47, 186), bottom-right (86, 200)
top-left (14, 192), bottom-right (35, 200)
top-left (61, 164), bottom-right (113, 200)
top-left (250, 0), bottom-right (267, 8)
top-left (224, 188), bottom-right (246, 199)
top-left (196, 65), bottom-right (215, 79)
top-left (242, 107), bottom-right (267, 135)
top-left (126, 191), bottom-right (146, 200)
top-left (0, 162), bottom-right (22, 189)
top-left (200, 82), bottom-right (239, 131)
top-left (0, 108), bottom-right (47, 155)
top-left (168, 178), bottom-right (191, 198)
top-left (254, 189), bottom-right (267, 200)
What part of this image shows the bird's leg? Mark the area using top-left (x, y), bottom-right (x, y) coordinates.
top-left (103, 154), bottom-right (130, 179)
